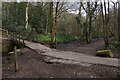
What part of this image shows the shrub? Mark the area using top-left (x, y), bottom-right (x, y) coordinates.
top-left (112, 41), bottom-right (120, 45)
top-left (106, 45), bottom-right (115, 49)
top-left (96, 50), bottom-right (113, 57)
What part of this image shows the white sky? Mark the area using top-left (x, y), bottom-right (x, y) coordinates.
top-left (1, 0), bottom-right (119, 2)
top-left (69, 0), bottom-right (118, 16)
top-left (1, 0), bottom-right (119, 16)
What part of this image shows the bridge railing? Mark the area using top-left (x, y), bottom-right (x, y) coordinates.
top-left (1, 28), bottom-right (43, 45)
top-left (9, 31), bottom-right (39, 44)
top-left (9, 32), bottom-right (25, 44)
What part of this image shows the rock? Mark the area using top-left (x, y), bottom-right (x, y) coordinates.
top-left (96, 50), bottom-right (114, 57)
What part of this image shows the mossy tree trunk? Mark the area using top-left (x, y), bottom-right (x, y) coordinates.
top-left (49, 2), bottom-right (54, 48)
top-left (52, 2), bottom-right (59, 48)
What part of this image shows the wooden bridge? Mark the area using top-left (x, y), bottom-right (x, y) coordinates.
top-left (9, 33), bottom-right (25, 45)
top-left (8, 32), bottom-right (52, 52)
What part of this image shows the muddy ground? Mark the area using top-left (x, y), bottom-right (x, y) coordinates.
top-left (56, 39), bottom-right (119, 58)
top-left (2, 48), bottom-right (119, 78)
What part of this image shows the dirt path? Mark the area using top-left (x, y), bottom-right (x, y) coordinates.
top-left (2, 48), bottom-right (119, 78)
top-left (13, 39), bottom-right (118, 67)
top-left (56, 39), bottom-right (105, 56)
top-left (2, 38), bottom-right (119, 78)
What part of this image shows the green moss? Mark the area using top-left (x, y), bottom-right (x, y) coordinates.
top-left (96, 50), bottom-right (114, 57)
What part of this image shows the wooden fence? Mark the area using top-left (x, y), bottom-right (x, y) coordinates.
top-left (0, 28), bottom-right (39, 44)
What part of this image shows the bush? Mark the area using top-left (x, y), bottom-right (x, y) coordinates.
top-left (106, 45), bottom-right (115, 49)
top-left (112, 41), bottom-right (120, 45)
top-left (37, 34), bottom-right (51, 43)
top-left (96, 50), bottom-right (114, 57)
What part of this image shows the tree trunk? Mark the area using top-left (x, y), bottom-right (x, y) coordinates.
top-left (49, 2), bottom-right (54, 48)
top-left (104, 1), bottom-right (109, 46)
top-left (52, 2), bottom-right (59, 48)
top-left (85, 15), bottom-right (89, 43)
top-left (88, 16), bottom-right (92, 42)
top-left (101, 1), bottom-right (109, 47)
top-left (118, 2), bottom-right (120, 41)
top-left (78, 3), bottom-right (82, 40)
top-left (25, 2), bottom-right (29, 29)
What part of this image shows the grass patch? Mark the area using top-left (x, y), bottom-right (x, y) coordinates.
top-left (37, 34), bottom-right (51, 43)
top-left (16, 35), bottom-right (27, 39)
top-left (37, 34), bottom-right (76, 44)
top-left (15, 34), bottom-right (76, 44)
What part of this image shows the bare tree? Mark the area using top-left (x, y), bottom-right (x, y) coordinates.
top-left (49, 1), bottom-right (76, 48)
top-left (80, 1), bottom-right (98, 43)
top-left (101, 0), bottom-right (110, 46)
top-left (111, 1), bottom-right (117, 37)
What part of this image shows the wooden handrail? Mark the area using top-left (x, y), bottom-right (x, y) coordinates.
top-left (9, 31), bottom-right (38, 44)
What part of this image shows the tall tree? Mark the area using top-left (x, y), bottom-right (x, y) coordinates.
top-left (111, 1), bottom-right (117, 37)
top-left (49, 1), bottom-right (76, 48)
top-left (101, 0), bottom-right (110, 46)
top-left (49, 2), bottom-right (54, 48)
top-left (76, 2), bottom-right (82, 40)
top-left (81, 1), bottom-right (98, 43)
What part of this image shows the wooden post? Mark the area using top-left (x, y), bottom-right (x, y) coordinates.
top-left (13, 46), bottom-right (18, 72)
